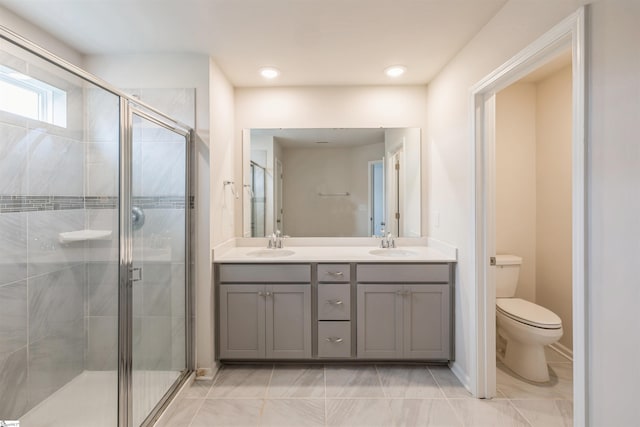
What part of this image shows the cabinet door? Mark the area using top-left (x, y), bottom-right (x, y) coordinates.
top-left (266, 284), bottom-right (311, 359)
top-left (357, 284), bottom-right (403, 359)
top-left (403, 284), bottom-right (450, 359)
top-left (219, 284), bottom-right (265, 359)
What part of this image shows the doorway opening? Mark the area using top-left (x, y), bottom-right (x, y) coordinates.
top-left (494, 46), bottom-right (574, 398)
top-left (471, 7), bottom-right (586, 426)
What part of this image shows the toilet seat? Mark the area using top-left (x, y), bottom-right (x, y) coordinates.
top-left (497, 298), bottom-right (562, 329)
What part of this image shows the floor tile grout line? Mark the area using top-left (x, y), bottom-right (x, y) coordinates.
top-left (373, 364), bottom-right (389, 398)
top-left (186, 397), bottom-right (206, 427)
top-left (440, 384), bottom-right (467, 426)
top-left (264, 364), bottom-right (275, 399)
top-left (426, 364), bottom-right (448, 399)
top-left (323, 364), bottom-right (327, 427)
top-left (506, 398), bottom-right (535, 427)
top-left (429, 365), bottom-right (469, 427)
top-left (204, 364), bottom-right (223, 399)
top-left (373, 364), bottom-right (399, 426)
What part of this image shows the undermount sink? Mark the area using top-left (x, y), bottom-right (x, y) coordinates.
top-left (246, 249), bottom-right (295, 258)
top-left (369, 248), bottom-right (418, 257)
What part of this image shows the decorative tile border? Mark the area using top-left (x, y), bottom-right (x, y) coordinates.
top-left (0, 195), bottom-right (84, 212)
top-left (0, 195), bottom-right (194, 213)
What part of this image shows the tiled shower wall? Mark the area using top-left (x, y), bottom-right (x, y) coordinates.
top-left (0, 42), bottom-right (194, 418)
top-left (0, 56), bottom-right (89, 417)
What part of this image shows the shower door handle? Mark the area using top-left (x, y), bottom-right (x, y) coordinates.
top-left (130, 267), bottom-right (143, 282)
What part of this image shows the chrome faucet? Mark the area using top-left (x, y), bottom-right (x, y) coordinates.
top-left (379, 232), bottom-right (396, 248)
top-left (267, 230), bottom-right (286, 249)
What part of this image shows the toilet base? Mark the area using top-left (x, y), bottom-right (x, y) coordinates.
top-left (503, 339), bottom-right (550, 382)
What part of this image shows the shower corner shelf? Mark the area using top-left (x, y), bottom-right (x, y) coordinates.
top-left (59, 229), bottom-right (113, 243)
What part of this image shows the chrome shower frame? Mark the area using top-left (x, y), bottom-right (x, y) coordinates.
top-left (0, 24), bottom-right (195, 427)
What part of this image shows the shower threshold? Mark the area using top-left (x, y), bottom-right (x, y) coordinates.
top-left (20, 370), bottom-right (180, 427)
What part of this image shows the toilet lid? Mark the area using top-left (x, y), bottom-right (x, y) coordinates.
top-left (497, 298), bottom-right (562, 329)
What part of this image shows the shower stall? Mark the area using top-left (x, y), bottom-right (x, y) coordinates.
top-left (0, 26), bottom-right (193, 426)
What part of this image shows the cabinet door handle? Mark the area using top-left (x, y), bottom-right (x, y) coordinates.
top-left (329, 299), bottom-right (343, 305)
top-left (325, 337), bottom-right (344, 343)
top-left (265, 291), bottom-right (272, 296)
top-left (258, 291), bottom-right (265, 296)
top-left (328, 271), bottom-right (344, 277)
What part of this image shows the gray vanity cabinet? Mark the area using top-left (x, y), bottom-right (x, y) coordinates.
top-left (216, 261), bottom-right (452, 362)
top-left (218, 264), bottom-right (312, 360)
top-left (219, 284), bottom-right (265, 359)
top-left (356, 264), bottom-right (451, 360)
top-left (356, 284), bottom-right (403, 358)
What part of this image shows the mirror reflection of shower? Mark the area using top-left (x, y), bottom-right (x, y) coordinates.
top-left (250, 161), bottom-right (267, 237)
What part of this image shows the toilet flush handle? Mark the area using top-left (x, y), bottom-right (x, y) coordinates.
top-left (490, 257), bottom-right (496, 266)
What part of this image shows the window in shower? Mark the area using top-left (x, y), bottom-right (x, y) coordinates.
top-left (0, 64), bottom-right (67, 127)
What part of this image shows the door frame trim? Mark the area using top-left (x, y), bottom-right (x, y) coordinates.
top-left (469, 7), bottom-right (587, 425)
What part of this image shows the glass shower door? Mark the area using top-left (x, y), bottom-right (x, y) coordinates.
top-left (129, 109), bottom-right (189, 426)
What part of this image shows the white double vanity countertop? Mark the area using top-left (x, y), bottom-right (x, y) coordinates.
top-left (213, 237), bottom-right (457, 263)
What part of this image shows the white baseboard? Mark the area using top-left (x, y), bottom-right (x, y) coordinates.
top-left (195, 363), bottom-right (220, 381)
top-left (549, 342), bottom-right (573, 362)
top-left (449, 361), bottom-right (472, 395)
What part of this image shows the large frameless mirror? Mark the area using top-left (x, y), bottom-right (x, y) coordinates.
top-left (243, 128), bottom-right (421, 238)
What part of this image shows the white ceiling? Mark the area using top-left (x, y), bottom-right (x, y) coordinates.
top-left (0, 0), bottom-right (508, 87)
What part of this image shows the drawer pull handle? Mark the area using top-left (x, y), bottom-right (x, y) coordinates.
top-left (329, 299), bottom-right (343, 305)
top-left (328, 271), bottom-right (344, 277)
top-left (396, 290), bottom-right (411, 296)
top-left (258, 291), bottom-right (272, 297)
top-left (325, 337), bottom-right (344, 343)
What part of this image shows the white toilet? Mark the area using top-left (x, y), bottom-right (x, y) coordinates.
top-left (495, 254), bottom-right (563, 382)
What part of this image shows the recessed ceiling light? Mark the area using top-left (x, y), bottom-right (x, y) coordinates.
top-left (259, 67), bottom-right (280, 79)
top-left (385, 65), bottom-right (407, 78)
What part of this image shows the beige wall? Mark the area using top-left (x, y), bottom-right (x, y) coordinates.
top-left (587, 1), bottom-right (640, 422)
top-left (536, 65), bottom-right (573, 350)
top-left (424, 0), bottom-right (584, 391)
top-left (429, 4), bottom-right (640, 420)
top-left (282, 143), bottom-right (384, 237)
top-left (208, 59), bottom-right (235, 372)
top-left (496, 83), bottom-right (538, 303)
top-left (496, 65), bottom-right (573, 351)
top-left (234, 85), bottom-right (429, 238)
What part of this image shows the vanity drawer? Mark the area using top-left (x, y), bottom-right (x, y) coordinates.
top-left (318, 321), bottom-right (351, 358)
top-left (317, 264), bottom-right (350, 282)
top-left (356, 263), bottom-right (450, 283)
top-left (318, 284), bottom-right (351, 320)
top-left (218, 264), bottom-right (311, 283)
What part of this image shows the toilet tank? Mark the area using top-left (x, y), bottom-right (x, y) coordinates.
top-left (495, 254), bottom-right (522, 298)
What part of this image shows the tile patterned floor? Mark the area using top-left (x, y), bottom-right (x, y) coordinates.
top-left (157, 348), bottom-right (573, 427)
